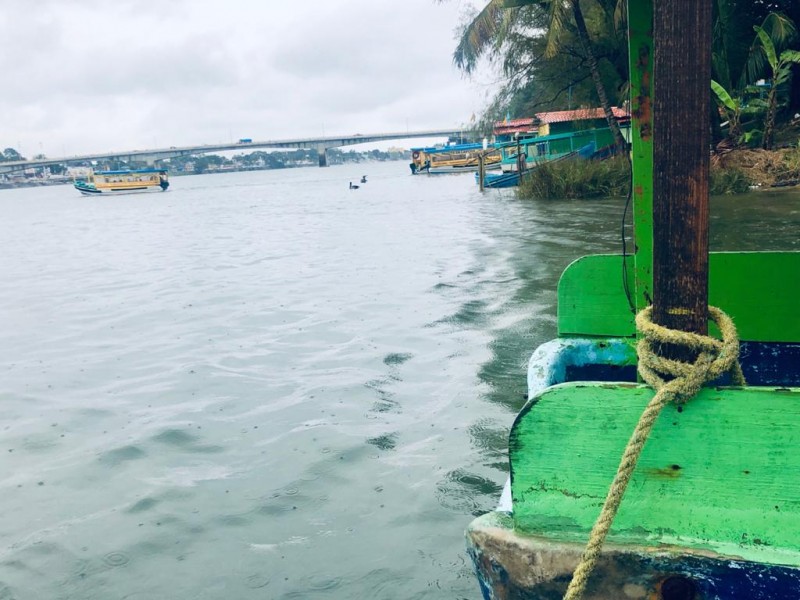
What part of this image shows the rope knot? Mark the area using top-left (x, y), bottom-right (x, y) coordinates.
top-left (635, 306), bottom-right (746, 400)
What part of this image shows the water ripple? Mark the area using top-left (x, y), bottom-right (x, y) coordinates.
top-left (0, 168), bottom-right (795, 599)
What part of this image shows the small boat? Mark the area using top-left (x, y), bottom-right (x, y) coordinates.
top-left (409, 143), bottom-right (502, 175)
top-left (467, 0), bottom-right (800, 598)
top-left (74, 168), bottom-right (169, 196)
top-left (479, 170), bottom-right (521, 189)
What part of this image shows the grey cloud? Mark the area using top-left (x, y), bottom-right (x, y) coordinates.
top-left (2, 0), bottom-right (485, 154)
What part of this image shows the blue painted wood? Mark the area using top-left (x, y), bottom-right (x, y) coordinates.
top-left (525, 337), bottom-right (800, 394)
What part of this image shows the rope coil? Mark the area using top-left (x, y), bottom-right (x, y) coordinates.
top-left (563, 306), bottom-right (746, 600)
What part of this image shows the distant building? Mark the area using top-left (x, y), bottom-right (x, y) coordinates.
top-left (493, 107), bottom-right (630, 141)
top-left (66, 166), bottom-right (92, 178)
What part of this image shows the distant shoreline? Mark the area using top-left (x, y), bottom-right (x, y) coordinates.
top-left (0, 158), bottom-right (408, 191)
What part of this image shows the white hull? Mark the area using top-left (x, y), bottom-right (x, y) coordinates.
top-left (426, 162), bottom-right (502, 175)
top-left (75, 186), bottom-right (167, 196)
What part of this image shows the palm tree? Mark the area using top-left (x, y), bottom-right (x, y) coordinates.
top-left (453, 0), bottom-right (627, 151)
top-left (553, 0), bottom-right (628, 151)
top-left (452, 0), bottom-right (510, 74)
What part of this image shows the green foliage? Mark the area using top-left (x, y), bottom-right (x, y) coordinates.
top-left (517, 154), bottom-right (631, 199)
top-left (453, 0), bottom-right (800, 146)
top-left (452, 0), bottom-right (509, 74)
top-left (162, 148), bottom-right (398, 174)
top-left (1, 148), bottom-right (24, 162)
top-left (744, 13), bottom-right (797, 85)
top-left (748, 15), bottom-right (800, 148)
top-left (709, 11), bottom-right (800, 149)
top-left (711, 79), bottom-right (746, 141)
top-left (709, 165), bottom-right (753, 195)
top-left (452, 0), bottom-right (629, 117)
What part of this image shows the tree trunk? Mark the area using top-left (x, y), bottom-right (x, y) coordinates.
top-left (762, 83), bottom-right (778, 150)
top-left (571, 0), bottom-right (627, 152)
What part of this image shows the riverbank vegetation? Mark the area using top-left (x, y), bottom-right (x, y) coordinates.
top-left (518, 154), bottom-right (630, 199)
top-left (714, 145), bottom-right (800, 190)
top-left (450, 0), bottom-right (800, 196)
top-left (514, 141), bottom-right (800, 199)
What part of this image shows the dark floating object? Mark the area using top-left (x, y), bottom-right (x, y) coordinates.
top-left (360, 175), bottom-right (367, 183)
top-left (349, 182), bottom-right (360, 189)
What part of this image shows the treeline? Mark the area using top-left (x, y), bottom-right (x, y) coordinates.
top-left (454, 0), bottom-right (800, 150)
top-left (0, 147), bottom-right (408, 176)
top-left (165, 148), bottom-right (406, 173)
top-left (1, 148), bottom-right (27, 162)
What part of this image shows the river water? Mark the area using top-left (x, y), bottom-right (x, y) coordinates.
top-left (0, 163), bottom-right (797, 599)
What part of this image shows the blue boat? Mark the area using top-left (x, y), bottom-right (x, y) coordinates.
top-left (478, 141), bottom-right (597, 189)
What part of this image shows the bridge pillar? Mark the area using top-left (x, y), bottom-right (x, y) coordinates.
top-left (317, 145), bottom-right (328, 167)
top-left (140, 155), bottom-right (157, 166)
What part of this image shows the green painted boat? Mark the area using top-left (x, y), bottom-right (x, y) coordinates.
top-left (466, 1), bottom-right (800, 598)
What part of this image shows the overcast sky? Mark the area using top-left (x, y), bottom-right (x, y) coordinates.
top-left (1, 0), bottom-right (495, 157)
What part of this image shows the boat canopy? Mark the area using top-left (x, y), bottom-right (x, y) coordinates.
top-left (425, 143), bottom-right (499, 155)
top-left (95, 168), bottom-right (168, 175)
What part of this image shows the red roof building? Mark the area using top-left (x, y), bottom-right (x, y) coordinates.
top-left (493, 117), bottom-right (540, 137)
top-left (535, 107), bottom-right (630, 124)
top-left (493, 107), bottom-right (630, 140)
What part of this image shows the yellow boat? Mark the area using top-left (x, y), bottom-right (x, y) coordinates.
top-left (74, 168), bottom-right (169, 196)
top-left (409, 143), bottom-right (502, 174)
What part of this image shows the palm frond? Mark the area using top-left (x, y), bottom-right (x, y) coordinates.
top-left (761, 11), bottom-right (797, 51)
top-left (740, 13), bottom-right (797, 87)
top-left (454, 0), bottom-right (509, 73)
top-left (780, 49), bottom-right (800, 65)
top-left (544, 0), bottom-right (572, 58)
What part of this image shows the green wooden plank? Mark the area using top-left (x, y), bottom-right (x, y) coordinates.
top-left (558, 252), bottom-right (800, 342)
top-left (557, 255), bottom-right (635, 337)
top-left (510, 382), bottom-right (800, 566)
top-left (628, 0), bottom-right (654, 312)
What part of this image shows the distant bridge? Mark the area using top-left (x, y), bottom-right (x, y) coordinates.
top-left (0, 129), bottom-right (468, 174)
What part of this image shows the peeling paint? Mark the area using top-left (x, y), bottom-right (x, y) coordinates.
top-left (467, 513), bottom-right (800, 600)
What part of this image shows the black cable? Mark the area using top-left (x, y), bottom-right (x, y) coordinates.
top-left (621, 147), bottom-right (636, 314)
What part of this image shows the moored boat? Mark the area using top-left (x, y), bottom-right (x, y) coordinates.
top-left (409, 142), bottom-right (502, 175)
top-left (467, 1), bottom-right (800, 598)
top-left (475, 108), bottom-right (630, 188)
top-left (478, 140), bottom-right (597, 189)
top-left (74, 168), bottom-right (169, 196)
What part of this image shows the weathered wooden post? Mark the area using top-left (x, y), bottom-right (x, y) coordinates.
top-left (478, 154), bottom-right (485, 192)
top-left (652, 0), bottom-right (712, 335)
